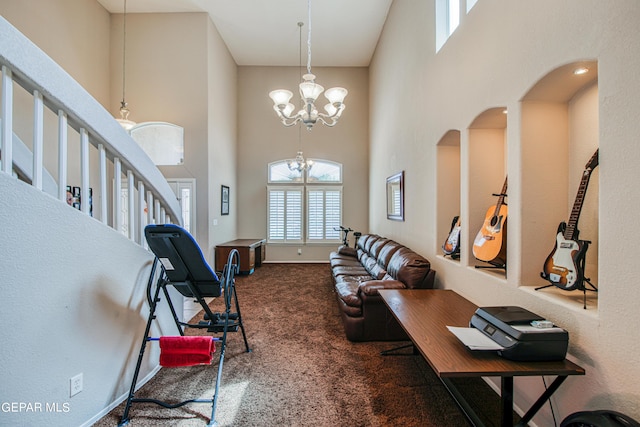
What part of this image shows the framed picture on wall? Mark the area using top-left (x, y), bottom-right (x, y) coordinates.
top-left (221, 185), bottom-right (230, 215)
top-left (386, 171), bottom-right (404, 221)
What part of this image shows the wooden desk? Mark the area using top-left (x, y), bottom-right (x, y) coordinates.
top-left (379, 289), bottom-right (585, 427)
top-left (215, 239), bottom-right (266, 274)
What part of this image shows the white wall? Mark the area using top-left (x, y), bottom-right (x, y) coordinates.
top-left (0, 174), bottom-right (181, 426)
top-left (237, 66), bottom-right (369, 262)
top-left (370, 0), bottom-right (640, 423)
top-left (109, 12), bottom-right (239, 260)
top-left (0, 2), bottom-right (239, 425)
top-left (207, 18), bottom-right (239, 256)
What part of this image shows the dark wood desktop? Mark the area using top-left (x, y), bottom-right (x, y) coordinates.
top-left (379, 289), bottom-right (585, 427)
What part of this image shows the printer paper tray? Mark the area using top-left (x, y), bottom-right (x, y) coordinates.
top-left (447, 326), bottom-right (505, 351)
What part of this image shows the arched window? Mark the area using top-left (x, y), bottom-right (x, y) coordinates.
top-left (267, 159), bottom-right (343, 243)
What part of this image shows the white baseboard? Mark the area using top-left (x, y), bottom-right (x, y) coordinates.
top-left (81, 364), bottom-right (162, 427)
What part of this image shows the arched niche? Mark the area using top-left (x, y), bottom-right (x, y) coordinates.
top-left (436, 130), bottom-right (461, 261)
top-left (519, 60), bottom-right (599, 309)
top-left (467, 107), bottom-right (508, 272)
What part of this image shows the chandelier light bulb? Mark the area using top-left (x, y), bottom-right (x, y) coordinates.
top-left (116, 100), bottom-right (136, 130)
top-left (269, 89), bottom-right (293, 106)
top-left (299, 74), bottom-right (324, 102)
top-left (325, 87), bottom-right (348, 104)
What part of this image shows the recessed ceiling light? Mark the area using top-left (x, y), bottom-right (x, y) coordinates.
top-left (573, 67), bottom-right (589, 75)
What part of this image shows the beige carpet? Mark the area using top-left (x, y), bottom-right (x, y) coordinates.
top-left (96, 263), bottom-right (511, 426)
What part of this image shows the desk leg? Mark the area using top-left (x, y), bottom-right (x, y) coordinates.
top-left (380, 343), bottom-right (417, 356)
top-left (441, 378), bottom-right (486, 427)
top-left (516, 376), bottom-right (567, 427)
top-left (501, 377), bottom-right (514, 427)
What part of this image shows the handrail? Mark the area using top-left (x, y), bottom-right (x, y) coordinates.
top-left (0, 17), bottom-right (182, 241)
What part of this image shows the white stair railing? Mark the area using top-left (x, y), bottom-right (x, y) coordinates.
top-left (0, 17), bottom-right (181, 243)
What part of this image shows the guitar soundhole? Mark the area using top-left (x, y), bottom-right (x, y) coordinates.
top-left (490, 216), bottom-right (498, 227)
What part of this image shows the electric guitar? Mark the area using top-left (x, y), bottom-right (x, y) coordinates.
top-left (541, 149), bottom-right (599, 291)
top-left (442, 216), bottom-right (461, 257)
top-left (472, 177), bottom-right (508, 265)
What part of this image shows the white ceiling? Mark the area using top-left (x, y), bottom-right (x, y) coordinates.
top-left (97, 0), bottom-right (393, 67)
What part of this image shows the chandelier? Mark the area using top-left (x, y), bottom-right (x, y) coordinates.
top-left (288, 151), bottom-right (313, 173)
top-left (269, 0), bottom-right (348, 130)
top-left (115, 0), bottom-right (136, 130)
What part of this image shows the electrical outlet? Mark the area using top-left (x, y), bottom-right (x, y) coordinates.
top-left (297, 248), bottom-right (302, 255)
top-left (70, 373), bottom-right (83, 397)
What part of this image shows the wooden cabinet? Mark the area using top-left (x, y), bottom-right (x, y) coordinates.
top-left (215, 239), bottom-right (266, 274)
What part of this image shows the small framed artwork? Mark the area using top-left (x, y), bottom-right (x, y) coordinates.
top-left (386, 171), bottom-right (404, 221)
top-left (221, 185), bottom-right (230, 215)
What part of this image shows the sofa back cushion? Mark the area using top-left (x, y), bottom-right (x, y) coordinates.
top-left (357, 234), bottom-right (372, 251)
top-left (386, 247), bottom-right (431, 289)
top-left (377, 240), bottom-right (403, 269)
top-left (363, 235), bottom-right (380, 254)
top-left (362, 255), bottom-right (387, 280)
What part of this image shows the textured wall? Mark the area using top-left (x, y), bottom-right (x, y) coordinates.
top-left (370, 0), bottom-right (640, 424)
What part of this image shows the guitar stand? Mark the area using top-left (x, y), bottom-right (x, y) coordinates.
top-left (537, 241), bottom-right (597, 309)
top-left (475, 260), bottom-right (506, 271)
top-left (536, 278), bottom-right (598, 310)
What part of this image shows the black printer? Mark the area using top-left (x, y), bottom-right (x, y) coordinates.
top-left (470, 306), bottom-right (568, 361)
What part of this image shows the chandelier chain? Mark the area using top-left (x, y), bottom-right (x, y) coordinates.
top-left (307, 0), bottom-right (312, 74)
top-left (121, 0), bottom-right (128, 105)
top-left (267, 0), bottom-right (347, 129)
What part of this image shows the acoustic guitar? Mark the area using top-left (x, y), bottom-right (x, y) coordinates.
top-left (472, 177), bottom-right (508, 266)
top-left (541, 149), bottom-right (599, 291)
top-left (442, 216), bottom-right (461, 258)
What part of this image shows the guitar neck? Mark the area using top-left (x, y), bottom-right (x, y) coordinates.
top-left (492, 177), bottom-right (508, 217)
top-left (564, 152), bottom-right (598, 240)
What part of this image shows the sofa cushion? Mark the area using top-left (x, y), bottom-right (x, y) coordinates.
top-left (362, 255), bottom-right (386, 280)
top-left (359, 279), bottom-right (406, 296)
top-left (377, 241), bottom-right (403, 269)
top-left (386, 247), bottom-right (432, 289)
top-left (330, 257), bottom-right (362, 268)
top-left (336, 245), bottom-right (357, 257)
top-left (332, 265), bottom-right (369, 276)
top-left (369, 237), bottom-right (390, 258)
top-left (363, 235), bottom-right (381, 254)
top-left (357, 234), bottom-right (374, 251)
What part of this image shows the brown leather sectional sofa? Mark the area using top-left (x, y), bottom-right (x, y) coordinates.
top-left (329, 234), bottom-right (436, 341)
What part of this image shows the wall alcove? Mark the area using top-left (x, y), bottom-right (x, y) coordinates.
top-left (467, 107), bottom-right (508, 274)
top-left (519, 60), bottom-right (599, 310)
top-left (436, 130), bottom-right (461, 262)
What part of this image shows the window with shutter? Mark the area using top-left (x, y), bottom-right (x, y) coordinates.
top-left (267, 159), bottom-right (343, 244)
top-left (268, 187), bottom-right (303, 243)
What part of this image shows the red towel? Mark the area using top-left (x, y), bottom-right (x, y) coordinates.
top-left (159, 336), bottom-right (216, 367)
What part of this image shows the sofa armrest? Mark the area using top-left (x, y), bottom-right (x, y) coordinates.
top-left (359, 279), bottom-right (406, 296)
top-left (337, 245), bottom-right (358, 257)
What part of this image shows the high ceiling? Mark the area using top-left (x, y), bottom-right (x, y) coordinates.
top-left (97, 0), bottom-right (393, 67)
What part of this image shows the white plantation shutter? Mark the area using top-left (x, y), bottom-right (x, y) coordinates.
top-left (325, 189), bottom-right (341, 239)
top-left (268, 190), bottom-right (285, 240)
top-left (307, 187), bottom-right (342, 242)
top-left (268, 187), bottom-right (303, 243)
top-left (307, 190), bottom-right (323, 239)
top-left (286, 190), bottom-right (302, 240)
